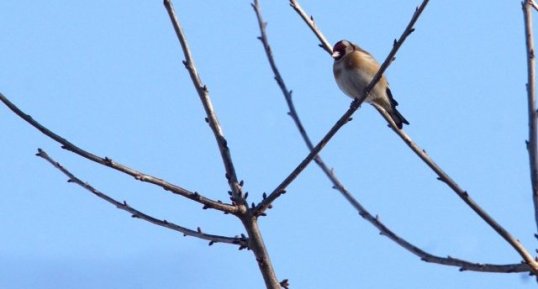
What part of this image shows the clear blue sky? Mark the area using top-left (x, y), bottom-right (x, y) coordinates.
top-left (1, 1), bottom-right (536, 288)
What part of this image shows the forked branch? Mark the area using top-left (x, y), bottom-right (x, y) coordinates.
top-left (0, 93), bottom-right (236, 214)
top-left (163, 0), bottom-right (246, 208)
top-left (254, 0), bottom-right (430, 216)
top-left (255, 0), bottom-right (528, 274)
top-left (36, 148), bottom-right (248, 247)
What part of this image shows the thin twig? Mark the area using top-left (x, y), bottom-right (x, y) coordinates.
top-left (254, 0), bottom-right (430, 216)
top-left (0, 93), bottom-right (236, 214)
top-left (373, 104), bottom-right (538, 274)
top-left (289, 0), bottom-right (332, 55)
top-left (163, 0), bottom-right (246, 209)
top-left (254, 0), bottom-right (528, 274)
top-left (523, 0), bottom-right (538, 234)
top-left (36, 148), bottom-right (248, 247)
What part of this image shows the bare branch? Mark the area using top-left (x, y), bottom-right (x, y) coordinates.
top-left (255, 0), bottom-right (430, 216)
top-left (163, 0), bottom-right (246, 208)
top-left (254, 0), bottom-right (527, 274)
top-left (0, 93), bottom-right (236, 214)
top-left (164, 1), bottom-right (280, 288)
top-left (36, 148), bottom-right (247, 247)
top-left (523, 0), bottom-right (538, 234)
top-left (373, 104), bottom-right (538, 274)
top-left (288, 0), bottom-right (332, 55)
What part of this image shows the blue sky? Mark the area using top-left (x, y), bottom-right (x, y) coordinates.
top-left (1, 0), bottom-right (536, 288)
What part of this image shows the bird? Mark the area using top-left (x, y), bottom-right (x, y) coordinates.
top-left (332, 39), bottom-right (409, 129)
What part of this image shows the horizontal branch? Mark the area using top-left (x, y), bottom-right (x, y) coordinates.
top-left (0, 93), bottom-right (237, 214)
top-left (36, 148), bottom-right (248, 248)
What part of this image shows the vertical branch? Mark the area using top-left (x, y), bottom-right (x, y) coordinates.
top-left (163, 0), bottom-right (246, 207)
top-left (523, 0), bottom-right (538, 233)
top-left (163, 1), bottom-right (280, 288)
top-left (240, 215), bottom-right (282, 289)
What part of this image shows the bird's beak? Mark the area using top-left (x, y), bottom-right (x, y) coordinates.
top-left (332, 51), bottom-right (341, 59)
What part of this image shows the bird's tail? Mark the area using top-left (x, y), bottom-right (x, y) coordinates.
top-left (389, 108), bottom-right (409, 130)
top-left (385, 87), bottom-right (409, 129)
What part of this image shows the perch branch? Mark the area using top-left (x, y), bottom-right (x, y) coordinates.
top-left (255, 0), bottom-right (430, 216)
top-left (36, 148), bottom-right (247, 247)
top-left (523, 0), bottom-right (538, 233)
top-left (373, 104), bottom-right (538, 274)
top-left (163, 0), bottom-right (246, 208)
top-left (255, 0), bottom-right (527, 274)
top-left (0, 93), bottom-right (236, 214)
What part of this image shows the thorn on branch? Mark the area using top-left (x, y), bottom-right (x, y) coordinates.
top-left (204, 117), bottom-right (209, 123)
top-left (262, 192), bottom-right (267, 199)
top-left (182, 60), bottom-right (188, 68)
top-left (104, 157), bottom-right (113, 165)
top-left (197, 227), bottom-right (202, 233)
top-left (209, 240), bottom-right (216, 246)
top-left (67, 178), bottom-right (75, 183)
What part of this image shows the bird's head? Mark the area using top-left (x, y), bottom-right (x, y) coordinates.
top-left (332, 40), bottom-right (354, 61)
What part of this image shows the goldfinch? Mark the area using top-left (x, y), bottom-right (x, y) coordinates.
top-left (332, 40), bottom-right (409, 129)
